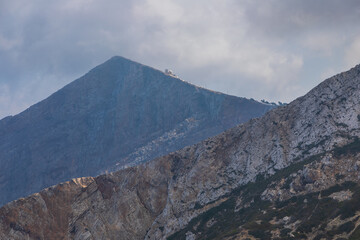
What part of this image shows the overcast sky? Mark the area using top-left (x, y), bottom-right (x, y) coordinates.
top-left (1, 0), bottom-right (360, 119)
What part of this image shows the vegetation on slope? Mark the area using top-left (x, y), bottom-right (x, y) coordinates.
top-left (169, 139), bottom-right (360, 240)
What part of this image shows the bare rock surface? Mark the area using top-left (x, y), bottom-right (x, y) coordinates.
top-left (1, 64), bottom-right (360, 239)
top-left (0, 56), bottom-right (273, 206)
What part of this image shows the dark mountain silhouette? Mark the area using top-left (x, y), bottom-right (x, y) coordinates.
top-left (0, 56), bottom-right (273, 206)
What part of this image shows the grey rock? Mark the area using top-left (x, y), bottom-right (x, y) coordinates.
top-left (0, 56), bottom-right (273, 206)
top-left (1, 63), bottom-right (360, 239)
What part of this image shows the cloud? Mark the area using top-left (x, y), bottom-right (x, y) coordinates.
top-left (243, 0), bottom-right (360, 36)
top-left (1, 0), bottom-right (360, 118)
top-left (302, 33), bottom-right (346, 56)
top-left (130, 0), bottom-right (305, 94)
top-left (0, 83), bottom-right (30, 120)
top-left (345, 36), bottom-right (360, 68)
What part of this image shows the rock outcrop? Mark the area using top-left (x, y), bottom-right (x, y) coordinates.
top-left (0, 56), bottom-right (273, 206)
top-left (1, 64), bottom-right (360, 239)
top-left (172, 140), bottom-right (360, 239)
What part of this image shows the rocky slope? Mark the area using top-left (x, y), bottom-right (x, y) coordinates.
top-left (170, 140), bottom-right (360, 240)
top-left (1, 64), bottom-right (360, 240)
top-left (0, 56), bottom-right (273, 206)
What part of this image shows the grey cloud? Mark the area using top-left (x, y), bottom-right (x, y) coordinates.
top-left (244, 0), bottom-right (360, 37)
top-left (1, 0), bottom-right (360, 118)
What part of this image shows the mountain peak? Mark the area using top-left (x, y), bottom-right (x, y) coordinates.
top-left (80, 55), bottom-right (190, 92)
top-left (1, 63), bottom-right (360, 239)
top-left (101, 56), bottom-right (145, 69)
top-left (0, 57), bottom-right (273, 206)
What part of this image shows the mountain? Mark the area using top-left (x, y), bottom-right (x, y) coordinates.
top-left (1, 63), bottom-right (359, 240)
top-left (0, 56), bottom-right (273, 206)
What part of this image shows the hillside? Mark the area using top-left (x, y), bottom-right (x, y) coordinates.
top-left (0, 64), bottom-right (359, 239)
top-left (0, 56), bottom-right (273, 206)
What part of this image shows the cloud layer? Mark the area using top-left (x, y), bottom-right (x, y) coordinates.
top-left (1, 0), bottom-right (360, 118)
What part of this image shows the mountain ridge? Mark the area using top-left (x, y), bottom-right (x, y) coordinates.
top-left (0, 56), bottom-right (273, 206)
top-left (1, 64), bottom-right (359, 239)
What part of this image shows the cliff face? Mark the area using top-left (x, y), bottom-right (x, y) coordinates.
top-left (1, 64), bottom-right (360, 240)
top-left (170, 141), bottom-right (360, 240)
top-left (0, 56), bottom-right (273, 206)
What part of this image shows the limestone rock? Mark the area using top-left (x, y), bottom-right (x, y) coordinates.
top-left (1, 64), bottom-right (360, 239)
top-left (0, 56), bottom-right (273, 206)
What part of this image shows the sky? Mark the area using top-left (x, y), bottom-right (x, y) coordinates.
top-left (1, 0), bottom-right (360, 119)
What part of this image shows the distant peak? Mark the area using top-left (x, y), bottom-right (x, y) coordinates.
top-left (106, 55), bottom-right (139, 65)
top-left (109, 55), bottom-right (132, 61)
top-left (87, 56), bottom-right (147, 76)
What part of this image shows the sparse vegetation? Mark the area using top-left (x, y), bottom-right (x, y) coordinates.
top-left (168, 153), bottom-right (323, 240)
top-left (168, 139), bottom-right (360, 240)
top-left (333, 137), bottom-right (360, 157)
top-left (349, 225), bottom-right (360, 240)
top-left (335, 122), bottom-right (349, 128)
top-left (260, 99), bottom-right (287, 106)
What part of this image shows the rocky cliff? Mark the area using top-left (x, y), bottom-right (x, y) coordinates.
top-left (1, 64), bottom-right (360, 240)
top-left (170, 140), bottom-right (360, 239)
top-left (0, 56), bottom-right (273, 206)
